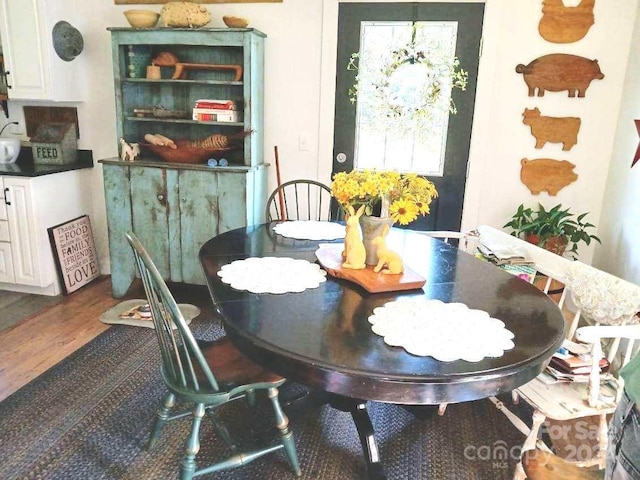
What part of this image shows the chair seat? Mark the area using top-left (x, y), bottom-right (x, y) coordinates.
top-left (198, 337), bottom-right (285, 388)
top-left (522, 448), bottom-right (605, 480)
top-left (517, 377), bottom-right (617, 421)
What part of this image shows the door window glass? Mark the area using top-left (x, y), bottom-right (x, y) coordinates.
top-left (352, 21), bottom-right (459, 177)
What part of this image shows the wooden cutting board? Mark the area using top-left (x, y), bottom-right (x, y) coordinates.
top-left (315, 243), bottom-right (425, 293)
top-left (520, 158), bottom-right (578, 196)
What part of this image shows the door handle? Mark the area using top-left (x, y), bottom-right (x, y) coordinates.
top-left (4, 187), bottom-right (10, 205)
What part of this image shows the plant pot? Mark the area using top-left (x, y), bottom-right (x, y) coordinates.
top-left (524, 233), bottom-right (567, 256)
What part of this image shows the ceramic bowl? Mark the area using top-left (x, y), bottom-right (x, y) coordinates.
top-left (0, 138), bottom-right (20, 164)
top-left (223, 16), bottom-right (249, 28)
top-left (124, 9), bottom-right (160, 28)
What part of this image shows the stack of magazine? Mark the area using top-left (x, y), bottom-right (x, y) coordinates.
top-left (476, 241), bottom-right (536, 282)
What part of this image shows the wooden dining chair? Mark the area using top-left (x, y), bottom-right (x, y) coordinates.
top-left (265, 179), bottom-right (341, 222)
top-left (477, 226), bottom-right (640, 480)
top-left (522, 448), bottom-right (605, 480)
top-left (418, 230), bottom-right (480, 254)
top-left (125, 232), bottom-right (301, 480)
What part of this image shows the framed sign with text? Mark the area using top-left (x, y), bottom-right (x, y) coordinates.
top-left (48, 215), bottom-right (100, 294)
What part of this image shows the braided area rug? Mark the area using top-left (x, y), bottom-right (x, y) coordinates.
top-left (0, 316), bottom-right (531, 480)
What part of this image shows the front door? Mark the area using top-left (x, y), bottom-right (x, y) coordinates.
top-left (333, 3), bottom-right (484, 230)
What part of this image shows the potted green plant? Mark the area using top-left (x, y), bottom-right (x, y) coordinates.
top-left (503, 203), bottom-right (601, 259)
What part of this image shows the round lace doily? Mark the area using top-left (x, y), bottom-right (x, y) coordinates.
top-left (368, 297), bottom-right (515, 362)
top-left (566, 262), bottom-right (640, 325)
top-left (218, 257), bottom-right (327, 294)
top-left (273, 221), bottom-right (346, 240)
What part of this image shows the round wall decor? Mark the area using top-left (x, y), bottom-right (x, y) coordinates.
top-left (52, 21), bottom-right (84, 62)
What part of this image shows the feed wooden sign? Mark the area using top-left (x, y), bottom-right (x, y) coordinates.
top-left (48, 215), bottom-right (100, 294)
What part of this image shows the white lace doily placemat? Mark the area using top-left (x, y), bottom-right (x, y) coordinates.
top-left (218, 257), bottom-right (327, 294)
top-left (273, 221), bottom-right (346, 240)
top-left (368, 297), bottom-right (515, 362)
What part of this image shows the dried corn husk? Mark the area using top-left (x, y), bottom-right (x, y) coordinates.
top-left (188, 134), bottom-right (229, 149)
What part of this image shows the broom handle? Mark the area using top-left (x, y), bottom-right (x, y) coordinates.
top-left (274, 146), bottom-right (286, 221)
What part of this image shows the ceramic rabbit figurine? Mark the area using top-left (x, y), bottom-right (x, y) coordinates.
top-left (371, 224), bottom-right (404, 274)
top-left (342, 205), bottom-right (366, 270)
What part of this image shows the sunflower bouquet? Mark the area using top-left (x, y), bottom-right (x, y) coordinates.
top-left (331, 169), bottom-right (438, 225)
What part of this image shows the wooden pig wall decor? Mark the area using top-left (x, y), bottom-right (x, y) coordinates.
top-left (520, 158), bottom-right (578, 195)
top-left (522, 108), bottom-right (581, 150)
top-left (538, 0), bottom-right (595, 44)
top-left (515, 54), bottom-right (604, 97)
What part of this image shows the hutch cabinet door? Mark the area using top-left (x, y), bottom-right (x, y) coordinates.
top-left (129, 166), bottom-right (175, 280)
top-left (103, 164), bottom-right (135, 298)
top-left (178, 169), bottom-right (252, 284)
top-left (178, 169), bottom-right (218, 285)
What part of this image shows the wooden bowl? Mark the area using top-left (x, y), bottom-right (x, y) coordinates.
top-left (140, 141), bottom-right (234, 164)
top-left (223, 16), bottom-right (249, 28)
top-left (124, 10), bottom-right (160, 28)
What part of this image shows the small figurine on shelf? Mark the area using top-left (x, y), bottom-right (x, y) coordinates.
top-left (372, 224), bottom-right (404, 274)
top-left (342, 205), bottom-right (366, 270)
top-left (120, 138), bottom-right (140, 162)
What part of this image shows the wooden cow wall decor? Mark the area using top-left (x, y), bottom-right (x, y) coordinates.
top-left (522, 108), bottom-right (581, 151)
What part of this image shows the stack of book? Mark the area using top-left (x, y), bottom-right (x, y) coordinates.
top-left (192, 99), bottom-right (239, 122)
top-left (540, 343), bottom-right (609, 384)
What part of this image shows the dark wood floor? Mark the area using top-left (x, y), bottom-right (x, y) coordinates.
top-left (0, 276), bottom-right (215, 402)
top-left (0, 277), bottom-right (117, 401)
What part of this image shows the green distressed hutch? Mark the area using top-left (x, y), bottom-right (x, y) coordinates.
top-left (101, 28), bottom-right (267, 297)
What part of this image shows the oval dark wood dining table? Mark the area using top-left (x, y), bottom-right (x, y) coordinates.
top-left (199, 223), bottom-right (565, 479)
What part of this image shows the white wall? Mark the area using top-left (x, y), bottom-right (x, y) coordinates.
top-left (461, 0), bottom-right (636, 266)
top-left (592, 3), bottom-right (640, 284)
top-left (2, 0), bottom-right (638, 284)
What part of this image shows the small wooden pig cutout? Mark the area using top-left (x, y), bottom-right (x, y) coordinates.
top-left (520, 158), bottom-right (578, 195)
top-left (522, 108), bottom-right (581, 151)
top-left (538, 0), bottom-right (595, 44)
top-left (515, 54), bottom-right (604, 97)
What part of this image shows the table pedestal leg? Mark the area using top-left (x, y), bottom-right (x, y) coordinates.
top-left (327, 395), bottom-right (387, 480)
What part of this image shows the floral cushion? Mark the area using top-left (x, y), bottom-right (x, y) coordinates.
top-left (566, 262), bottom-right (640, 325)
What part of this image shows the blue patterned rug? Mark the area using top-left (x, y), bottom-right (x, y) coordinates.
top-left (0, 307), bottom-right (531, 479)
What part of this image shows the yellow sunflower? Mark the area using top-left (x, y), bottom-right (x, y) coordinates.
top-left (390, 199), bottom-right (420, 225)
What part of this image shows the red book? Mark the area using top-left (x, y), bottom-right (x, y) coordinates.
top-left (194, 100), bottom-right (236, 110)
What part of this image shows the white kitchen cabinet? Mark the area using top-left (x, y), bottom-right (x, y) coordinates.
top-left (0, 0), bottom-right (85, 101)
top-left (0, 176), bottom-right (14, 283)
top-left (0, 172), bottom-right (89, 295)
